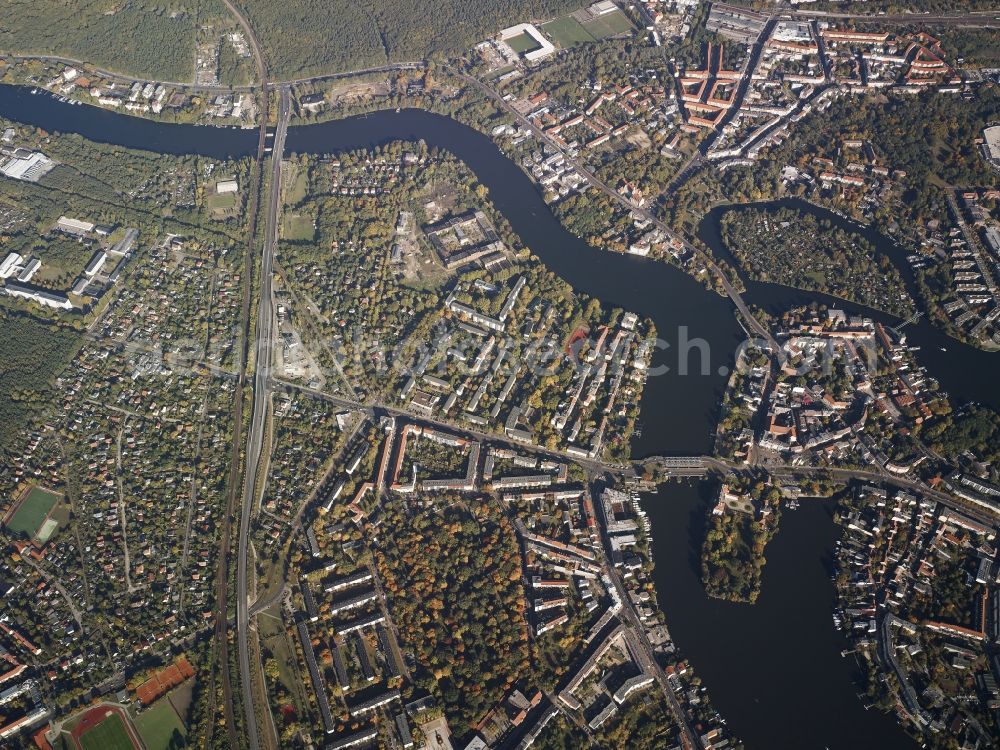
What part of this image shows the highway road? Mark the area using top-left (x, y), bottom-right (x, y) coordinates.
top-left (206, 22), bottom-right (270, 750)
top-left (236, 85), bottom-right (291, 750)
top-left (204, 3), bottom-right (274, 749)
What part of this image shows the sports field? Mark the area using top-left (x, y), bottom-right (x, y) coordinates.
top-left (135, 698), bottom-right (187, 750)
top-left (283, 212), bottom-right (317, 242)
top-left (541, 16), bottom-right (595, 47)
top-left (79, 712), bottom-right (137, 750)
top-left (5, 486), bottom-right (61, 539)
top-left (583, 9), bottom-right (634, 39)
top-left (541, 8), bottom-right (634, 47)
top-left (506, 31), bottom-right (541, 54)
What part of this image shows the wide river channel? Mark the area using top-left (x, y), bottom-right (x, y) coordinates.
top-left (5, 84), bottom-right (997, 748)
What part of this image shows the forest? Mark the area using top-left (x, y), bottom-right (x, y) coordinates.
top-left (920, 404), bottom-right (1000, 466)
top-left (238, 0), bottom-right (582, 78)
top-left (375, 498), bottom-right (531, 733)
top-left (701, 481), bottom-right (782, 603)
top-left (0, 0), bottom-right (226, 81)
top-left (0, 311), bottom-right (81, 454)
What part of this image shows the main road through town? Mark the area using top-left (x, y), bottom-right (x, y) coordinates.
top-left (237, 85), bottom-right (291, 750)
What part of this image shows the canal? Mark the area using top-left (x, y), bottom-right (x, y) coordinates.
top-left (3, 84), bottom-right (992, 748)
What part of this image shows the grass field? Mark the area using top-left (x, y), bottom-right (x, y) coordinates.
top-left (506, 31), bottom-right (542, 54)
top-left (206, 192), bottom-right (238, 212)
top-left (135, 699), bottom-right (187, 750)
top-left (79, 713), bottom-right (136, 750)
top-left (583, 9), bottom-right (634, 39)
top-left (283, 213), bottom-right (317, 242)
top-left (284, 165), bottom-right (310, 206)
top-left (5, 486), bottom-right (61, 539)
top-left (541, 16), bottom-right (595, 47)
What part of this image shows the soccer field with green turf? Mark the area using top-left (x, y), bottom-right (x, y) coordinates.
top-left (79, 713), bottom-right (137, 750)
top-left (541, 16), bottom-right (595, 47)
top-left (5, 486), bottom-right (61, 539)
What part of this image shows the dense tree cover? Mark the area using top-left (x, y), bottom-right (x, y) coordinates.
top-left (720, 206), bottom-right (915, 316)
top-left (701, 512), bottom-right (766, 603)
top-left (552, 191), bottom-right (634, 252)
top-left (595, 691), bottom-right (680, 750)
top-left (239, 0), bottom-right (582, 78)
top-left (920, 404), bottom-right (1000, 465)
top-left (505, 35), bottom-right (665, 104)
top-left (701, 481), bottom-right (781, 603)
top-left (532, 716), bottom-right (591, 750)
top-left (767, 89), bottom-right (999, 225)
top-left (0, 311), bottom-right (81, 453)
top-left (0, 0), bottom-right (222, 80)
top-left (934, 28), bottom-right (1000, 69)
top-left (909, 548), bottom-right (983, 627)
top-left (375, 499), bottom-right (530, 732)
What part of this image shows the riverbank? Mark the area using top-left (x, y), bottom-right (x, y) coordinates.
top-left (643, 482), bottom-right (917, 749)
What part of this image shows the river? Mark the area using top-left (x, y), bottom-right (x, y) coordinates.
top-left (643, 483), bottom-right (917, 749)
top-left (3, 84), bottom-right (989, 748)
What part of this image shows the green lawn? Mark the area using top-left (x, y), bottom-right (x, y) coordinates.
top-left (206, 192), bottom-right (238, 211)
top-left (5, 486), bottom-right (61, 539)
top-left (541, 16), bottom-right (595, 47)
top-left (506, 32), bottom-right (541, 54)
top-left (284, 166), bottom-right (310, 206)
top-left (79, 713), bottom-right (136, 750)
top-left (283, 213), bottom-right (317, 242)
top-left (583, 10), bottom-right (634, 39)
top-left (135, 699), bottom-right (187, 750)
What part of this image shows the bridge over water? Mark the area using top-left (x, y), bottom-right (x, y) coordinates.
top-left (635, 455), bottom-right (716, 478)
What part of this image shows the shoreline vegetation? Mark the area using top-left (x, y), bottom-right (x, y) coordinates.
top-left (700, 479), bottom-right (782, 604)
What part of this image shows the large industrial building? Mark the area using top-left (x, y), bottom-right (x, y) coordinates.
top-left (0, 149), bottom-right (55, 182)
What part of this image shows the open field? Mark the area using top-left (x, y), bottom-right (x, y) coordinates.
top-left (5, 485), bottom-right (61, 540)
top-left (282, 212), bottom-right (317, 242)
top-left (168, 678), bottom-right (194, 725)
top-left (206, 192), bottom-right (238, 212)
top-left (135, 698), bottom-right (187, 750)
top-left (283, 164), bottom-right (309, 206)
